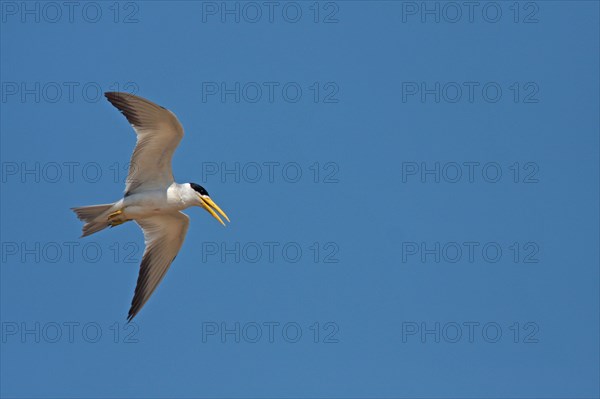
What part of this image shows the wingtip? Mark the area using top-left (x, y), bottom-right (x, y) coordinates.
top-left (104, 91), bottom-right (130, 103)
top-left (127, 304), bottom-right (139, 323)
top-left (104, 91), bottom-right (125, 104)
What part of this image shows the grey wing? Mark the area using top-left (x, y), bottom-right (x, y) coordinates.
top-left (128, 212), bottom-right (190, 321)
top-left (105, 92), bottom-right (184, 196)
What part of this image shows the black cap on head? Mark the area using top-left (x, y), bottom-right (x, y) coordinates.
top-left (190, 183), bottom-right (209, 196)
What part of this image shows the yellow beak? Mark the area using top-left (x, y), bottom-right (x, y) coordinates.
top-left (199, 195), bottom-right (230, 226)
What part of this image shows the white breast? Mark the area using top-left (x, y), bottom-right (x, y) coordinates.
top-left (122, 184), bottom-right (187, 219)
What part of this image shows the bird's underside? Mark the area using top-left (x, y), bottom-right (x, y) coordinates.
top-left (72, 92), bottom-right (229, 321)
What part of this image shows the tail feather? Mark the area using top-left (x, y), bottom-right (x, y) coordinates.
top-left (71, 203), bottom-right (114, 237)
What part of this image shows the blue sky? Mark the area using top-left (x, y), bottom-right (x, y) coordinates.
top-left (1, 1), bottom-right (599, 398)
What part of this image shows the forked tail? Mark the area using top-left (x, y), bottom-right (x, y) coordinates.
top-left (71, 203), bottom-right (115, 237)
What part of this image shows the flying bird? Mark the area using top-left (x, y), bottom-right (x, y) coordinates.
top-left (72, 92), bottom-right (229, 321)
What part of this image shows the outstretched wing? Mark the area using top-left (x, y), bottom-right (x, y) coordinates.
top-left (104, 92), bottom-right (184, 196)
top-left (128, 212), bottom-right (190, 321)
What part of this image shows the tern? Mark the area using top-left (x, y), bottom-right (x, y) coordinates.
top-left (72, 92), bottom-right (230, 321)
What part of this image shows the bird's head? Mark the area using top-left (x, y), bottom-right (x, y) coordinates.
top-left (189, 183), bottom-right (230, 226)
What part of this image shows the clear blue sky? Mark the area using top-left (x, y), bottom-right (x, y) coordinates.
top-left (1, 1), bottom-right (598, 398)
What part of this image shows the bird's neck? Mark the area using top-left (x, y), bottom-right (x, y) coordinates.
top-left (168, 183), bottom-right (198, 209)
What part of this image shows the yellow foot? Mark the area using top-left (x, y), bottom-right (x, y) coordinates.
top-left (108, 210), bottom-right (125, 227)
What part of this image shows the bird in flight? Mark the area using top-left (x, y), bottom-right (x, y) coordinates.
top-left (72, 92), bottom-right (230, 321)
